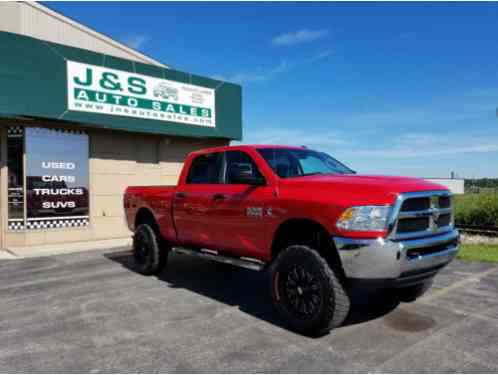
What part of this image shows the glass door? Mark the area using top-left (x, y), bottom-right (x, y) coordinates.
top-left (7, 126), bottom-right (24, 231)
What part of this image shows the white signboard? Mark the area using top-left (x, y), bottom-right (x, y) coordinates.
top-left (67, 61), bottom-right (216, 127)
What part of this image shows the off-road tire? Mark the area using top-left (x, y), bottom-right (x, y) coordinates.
top-left (133, 224), bottom-right (168, 275)
top-left (269, 245), bottom-right (350, 336)
top-left (395, 279), bottom-right (433, 303)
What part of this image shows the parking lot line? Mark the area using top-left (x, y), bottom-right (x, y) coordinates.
top-left (420, 265), bottom-right (498, 303)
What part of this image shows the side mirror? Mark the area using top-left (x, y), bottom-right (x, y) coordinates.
top-left (228, 163), bottom-right (265, 185)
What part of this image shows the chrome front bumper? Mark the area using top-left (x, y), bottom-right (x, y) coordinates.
top-left (333, 229), bottom-right (460, 285)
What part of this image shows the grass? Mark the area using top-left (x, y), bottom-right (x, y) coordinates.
top-left (457, 244), bottom-right (498, 263)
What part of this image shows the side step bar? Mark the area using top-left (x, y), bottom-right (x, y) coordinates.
top-left (171, 247), bottom-right (266, 271)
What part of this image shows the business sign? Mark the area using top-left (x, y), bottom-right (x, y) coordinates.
top-left (67, 61), bottom-right (216, 128)
top-left (25, 127), bottom-right (89, 229)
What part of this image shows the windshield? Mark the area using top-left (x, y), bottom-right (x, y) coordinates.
top-left (257, 148), bottom-right (355, 178)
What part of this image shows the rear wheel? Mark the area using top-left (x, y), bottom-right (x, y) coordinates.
top-left (270, 245), bottom-right (350, 336)
top-left (133, 223), bottom-right (168, 275)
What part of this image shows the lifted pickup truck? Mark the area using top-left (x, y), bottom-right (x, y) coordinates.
top-left (124, 145), bottom-right (459, 335)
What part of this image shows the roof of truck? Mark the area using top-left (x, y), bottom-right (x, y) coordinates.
top-left (191, 144), bottom-right (307, 155)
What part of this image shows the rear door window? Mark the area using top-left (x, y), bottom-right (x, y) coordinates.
top-left (186, 153), bottom-right (222, 184)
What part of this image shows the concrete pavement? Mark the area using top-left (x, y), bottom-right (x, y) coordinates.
top-left (0, 248), bottom-right (497, 372)
top-left (0, 238), bottom-right (131, 260)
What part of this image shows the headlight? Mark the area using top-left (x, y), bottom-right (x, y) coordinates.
top-left (336, 205), bottom-right (392, 231)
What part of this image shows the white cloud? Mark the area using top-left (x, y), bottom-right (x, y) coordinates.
top-left (238, 125), bottom-right (498, 162)
top-left (341, 110), bottom-right (422, 128)
top-left (122, 34), bottom-right (150, 50)
top-left (219, 50), bottom-right (332, 84)
top-left (305, 49), bottom-right (333, 62)
top-left (351, 132), bottom-right (498, 158)
top-left (221, 61), bottom-right (291, 84)
top-left (235, 128), bottom-right (351, 149)
top-left (272, 29), bottom-right (329, 46)
top-left (335, 95), bottom-right (497, 134)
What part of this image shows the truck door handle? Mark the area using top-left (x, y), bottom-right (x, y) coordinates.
top-left (213, 193), bottom-right (226, 201)
top-left (175, 192), bottom-right (187, 199)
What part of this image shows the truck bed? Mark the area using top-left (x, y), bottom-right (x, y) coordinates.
top-left (124, 185), bottom-right (177, 242)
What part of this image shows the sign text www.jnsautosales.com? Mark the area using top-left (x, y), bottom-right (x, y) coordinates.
top-left (67, 61), bottom-right (216, 127)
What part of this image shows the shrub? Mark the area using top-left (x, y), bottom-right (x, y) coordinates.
top-left (454, 193), bottom-right (498, 227)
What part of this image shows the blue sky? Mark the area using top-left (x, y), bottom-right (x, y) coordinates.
top-left (48, 2), bottom-right (498, 178)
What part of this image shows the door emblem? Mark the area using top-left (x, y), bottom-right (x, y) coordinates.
top-left (247, 207), bottom-right (263, 218)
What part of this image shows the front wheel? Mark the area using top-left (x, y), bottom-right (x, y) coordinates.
top-left (269, 245), bottom-right (350, 336)
top-left (133, 223), bottom-right (168, 275)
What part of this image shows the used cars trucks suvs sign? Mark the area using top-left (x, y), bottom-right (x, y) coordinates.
top-left (123, 145), bottom-right (460, 335)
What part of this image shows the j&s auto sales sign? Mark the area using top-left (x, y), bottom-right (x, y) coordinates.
top-left (67, 61), bottom-right (216, 127)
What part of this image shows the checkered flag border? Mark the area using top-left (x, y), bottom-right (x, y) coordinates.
top-left (7, 126), bottom-right (86, 137)
top-left (7, 126), bottom-right (24, 137)
top-left (8, 220), bottom-right (25, 231)
top-left (27, 127), bottom-right (86, 136)
top-left (26, 217), bottom-right (89, 230)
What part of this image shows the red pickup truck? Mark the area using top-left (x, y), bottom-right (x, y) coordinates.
top-left (124, 145), bottom-right (459, 335)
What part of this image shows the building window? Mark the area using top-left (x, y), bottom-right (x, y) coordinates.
top-left (25, 127), bottom-right (90, 229)
top-left (7, 126), bottom-right (90, 231)
top-left (7, 126), bottom-right (25, 230)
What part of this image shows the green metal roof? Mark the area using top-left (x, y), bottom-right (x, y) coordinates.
top-left (0, 31), bottom-right (242, 140)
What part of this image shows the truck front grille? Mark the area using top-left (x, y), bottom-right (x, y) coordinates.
top-left (400, 197), bottom-right (430, 212)
top-left (397, 217), bottom-right (429, 233)
top-left (439, 196), bottom-right (451, 208)
top-left (436, 213), bottom-right (452, 227)
top-left (392, 191), bottom-right (454, 239)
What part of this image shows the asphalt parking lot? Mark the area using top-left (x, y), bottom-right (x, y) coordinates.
top-left (0, 248), bottom-right (497, 372)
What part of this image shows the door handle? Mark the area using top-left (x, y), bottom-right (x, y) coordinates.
top-left (213, 193), bottom-right (226, 201)
top-left (175, 192), bottom-right (187, 199)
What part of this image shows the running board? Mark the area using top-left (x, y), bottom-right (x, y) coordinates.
top-left (171, 247), bottom-right (266, 271)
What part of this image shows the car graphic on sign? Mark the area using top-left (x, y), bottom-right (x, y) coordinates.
top-left (153, 83), bottom-right (179, 101)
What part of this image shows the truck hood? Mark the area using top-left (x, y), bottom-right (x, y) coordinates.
top-left (278, 174), bottom-right (447, 204)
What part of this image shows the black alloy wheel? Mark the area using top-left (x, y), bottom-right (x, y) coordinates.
top-left (133, 223), bottom-right (168, 275)
top-left (281, 265), bottom-right (323, 319)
